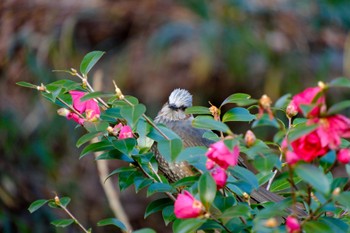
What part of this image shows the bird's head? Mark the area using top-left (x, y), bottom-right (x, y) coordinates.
top-left (156, 89), bottom-right (193, 122)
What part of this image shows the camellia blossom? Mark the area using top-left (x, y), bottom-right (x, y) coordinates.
top-left (286, 216), bottom-right (301, 233)
top-left (290, 131), bottom-right (328, 162)
top-left (211, 167), bottom-right (228, 189)
top-left (57, 108), bottom-right (85, 125)
top-left (205, 141), bottom-right (239, 170)
top-left (69, 91), bottom-right (100, 121)
top-left (291, 86), bottom-right (325, 118)
top-left (286, 151), bottom-right (300, 165)
top-left (118, 125), bottom-right (133, 139)
top-left (337, 148), bottom-right (350, 164)
top-left (174, 191), bottom-right (204, 219)
top-left (310, 114), bottom-right (350, 150)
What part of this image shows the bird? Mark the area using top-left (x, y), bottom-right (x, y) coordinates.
top-left (152, 88), bottom-right (305, 214)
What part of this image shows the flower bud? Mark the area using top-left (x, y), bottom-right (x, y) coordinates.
top-left (318, 81), bottom-right (326, 90)
top-left (211, 167), bottom-right (228, 189)
top-left (209, 104), bottom-right (220, 121)
top-left (107, 126), bottom-right (114, 134)
top-left (332, 187), bottom-right (341, 196)
top-left (259, 94), bottom-right (272, 109)
top-left (337, 148), bottom-right (350, 164)
top-left (286, 216), bottom-right (301, 233)
top-left (174, 191), bottom-right (204, 219)
top-left (264, 218), bottom-right (278, 228)
top-left (54, 195), bottom-right (60, 205)
top-left (57, 108), bottom-right (71, 117)
top-left (244, 130), bottom-right (256, 147)
top-left (286, 101), bottom-right (298, 118)
top-left (37, 83), bottom-right (46, 92)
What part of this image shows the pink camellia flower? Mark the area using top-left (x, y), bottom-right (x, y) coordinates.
top-left (286, 151), bottom-right (300, 165)
top-left (206, 159), bottom-right (216, 170)
top-left (67, 112), bottom-right (85, 125)
top-left (286, 216), bottom-right (301, 233)
top-left (291, 131), bottom-right (328, 162)
top-left (69, 91), bottom-right (100, 121)
top-left (310, 114), bottom-right (350, 150)
top-left (211, 167), bottom-right (228, 189)
top-left (291, 87), bottom-right (325, 118)
top-left (205, 141), bottom-right (239, 170)
top-left (174, 191), bottom-right (204, 219)
top-left (337, 148), bottom-right (350, 164)
top-left (118, 125), bottom-right (133, 139)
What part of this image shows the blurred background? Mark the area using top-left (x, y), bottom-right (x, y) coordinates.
top-left (1, 0), bottom-right (350, 232)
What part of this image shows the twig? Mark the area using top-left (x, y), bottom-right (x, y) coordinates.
top-left (55, 196), bottom-right (90, 233)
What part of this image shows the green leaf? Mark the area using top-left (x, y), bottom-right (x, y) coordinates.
top-left (120, 104), bottom-right (146, 128)
top-left (147, 183), bottom-right (173, 197)
top-left (327, 100), bottom-right (350, 115)
top-left (192, 116), bottom-right (230, 133)
top-left (162, 206), bottom-right (176, 226)
top-left (80, 91), bottom-right (115, 101)
top-left (51, 219), bottom-right (75, 228)
top-left (185, 106), bottom-right (211, 115)
top-left (80, 140), bottom-right (113, 159)
top-left (76, 131), bottom-right (103, 148)
top-left (112, 138), bottom-right (137, 155)
top-left (134, 177), bottom-right (153, 193)
top-left (270, 174), bottom-right (302, 192)
top-left (158, 138), bottom-right (183, 162)
top-left (303, 220), bottom-right (333, 233)
top-left (80, 51), bottom-right (105, 75)
top-left (173, 176), bottom-right (199, 189)
top-left (28, 199), bottom-right (48, 213)
top-left (221, 203), bottom-right (250, 218)
top-left (274, 93), bottom-right (291, 109)
top-left (230, 166), bottom-right (259, 190)
top-left (319, 217), bottom-right (349, 233)
top-left (59, 197), bottom-right (71, 208)
top-left (222, 107), bottom-right (256, 122)
top-left (16, 81), bottom-right (38, 89)
top-left (329, 77), bottom-right (350, 88)
top-left (133, 228), bottom-right (157, 233)
top-left (288, 123), bottom-right (318, 141)
top-left (221, 93), bottom-right (257, 107)
top-left (97, 218), bottom-right (127, 231)
top-left (251, 113), bottom-right (279, 128)
top-left (252, 154), bottom-right (279, 172)
top-left (295, 164), bottom-right (330, 195)
top-left (198, 172), bottom-right (217, 210)
top-left (105, 167), bottom-right (138, 181)
top-left (119, 171), bottom-right (138, 191)
top-left (335, 191), bottom-right (350, 209)
top-left (172, 219), bottom-right (206, 233)
top-left (144, 198), bottom-right (173, 218)
top-left (83, 121), bottom-right (109, 133)
top-left (176, 146), bottom-right (207, 163)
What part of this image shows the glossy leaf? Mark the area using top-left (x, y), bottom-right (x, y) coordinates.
top-left (144, 198), bottom-right (173, 218)
top-left (221, 203), bottom-right (250, 218)
top-left (28, 199), bottom-right (48, 213)
top-left (133, 228), bottom-right (157, 233)
top-left (176, 146), bottom-right (207, 162)
top-left (51, 219), bottom-right (74, 228)
top-left (274, 93), bottom-right (291, 109)
top-left (59, 197), bottom-right (71, 208)
top-left (185, 106), bottom-right (211, 115)
top-left (329, 77), bottom-right (350, 88)
top-left (80, 141), bottom-right (113, 159)
top-left (134, 177), bottom-right (153, 193)
top-left (16, 81), bottom-right (38, 89)
top-left (112, 138), bottom-right (137, 155)
top-left (327, 100), bottom-right (350, 115)
top-left (172, 219), bottom-right (206, 233)
top-left (158, 138), bottom-right (183, 161)
top-left (147, 183), bottom-right (173, 197)
top-left (80, 51), bottom-right (105, 75)
top-left (230, 166), bottom-right (259, 190)
top-left (222, 107), bottom-right (256, 122)
top-left (335, 191), bottom-right (350, 209)
top-left (192, 116), bottom-right (230, 133)
top-left (198, 172), bottom-right (217, 209)
top-left (221, 93), bottom-right (257, 107)
top-left (162, 206), bottom-right (176, 226)
top-left (120, 104), bottom-right (146, 127)
top-left (84, 121), bottom-right (109, 133)
top-left (303, 220), bottom-right (332, 233)
top-left (295, 164), bottom-right (330, 195)
top-left (251, 114), bottom-right (279, 128)
top-left (319, 217), bottom-right (349, 233)
top-left (105, 167), bottom-right (138, 181)
top-left (97, 218), bottom-right (127, 231)
top-left (76, 131), bottom-right (103, 148)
